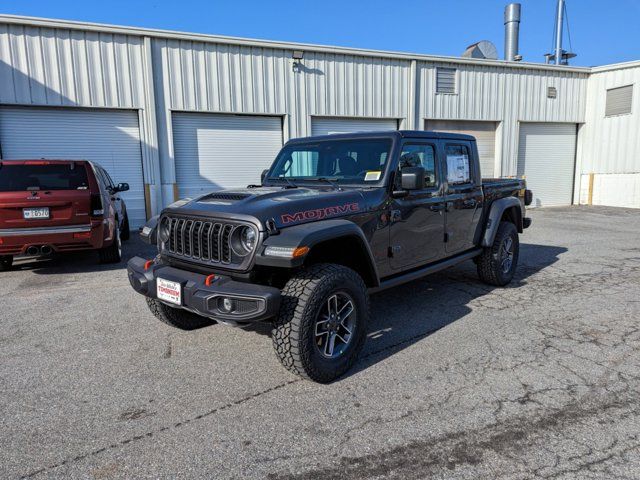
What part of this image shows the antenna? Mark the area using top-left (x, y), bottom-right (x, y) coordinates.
top-left (544, 0), bottom-right (576, 65)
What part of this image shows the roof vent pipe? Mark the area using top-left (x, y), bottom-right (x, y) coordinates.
top-left (504, 3), bottom-right (522, 61)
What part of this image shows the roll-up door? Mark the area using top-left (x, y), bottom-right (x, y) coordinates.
top-left (172, 113), bottom-right (283, 199)
top-left (426, 120), bottom-right (497, 178)
top-left (0, 106), bottom-right (147, 227)
top-left (311, 117), bottom-right (398, 136)
top-left (517, 123), bottom-right (577, 207)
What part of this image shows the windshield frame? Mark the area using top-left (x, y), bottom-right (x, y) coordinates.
top-left (264, 134), bottom-right (400, 188)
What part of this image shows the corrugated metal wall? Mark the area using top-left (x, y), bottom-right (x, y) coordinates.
top-left (418, 61), bottom-right (588, 177)
top-left (0, 22), bottom-right (161, 214)
top-left (4, 16), bottom-right (629, 211)
top-left (579, 64), bottom-right (640, 174)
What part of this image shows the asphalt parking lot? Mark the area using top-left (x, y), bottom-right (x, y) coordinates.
top-left (1, 206), bottom-right (639, 479)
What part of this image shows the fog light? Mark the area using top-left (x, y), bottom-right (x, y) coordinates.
top-left (218, 297), bottom-right (236, 313)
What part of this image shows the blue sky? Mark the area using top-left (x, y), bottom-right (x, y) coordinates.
top-left (2, 0), bottom-right (638, 67)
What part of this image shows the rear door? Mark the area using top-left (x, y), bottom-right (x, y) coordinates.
top-left (0, 161), bottom-right (93, 230)
top-left (442, 141), bottom-right (483, 254)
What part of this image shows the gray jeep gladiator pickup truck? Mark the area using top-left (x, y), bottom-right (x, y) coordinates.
top-left (128, 130), bottom-right (532, 382)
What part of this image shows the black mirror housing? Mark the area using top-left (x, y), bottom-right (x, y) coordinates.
top-left (401, 166), bottom-right (426, 190)
top-left (116, 182), bottom-right (130, 192)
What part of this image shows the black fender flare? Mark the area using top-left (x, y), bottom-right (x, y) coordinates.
top-left (481, 197), bottom-right (522, 247)
top-left (255, 219), bottom-right (379, 286)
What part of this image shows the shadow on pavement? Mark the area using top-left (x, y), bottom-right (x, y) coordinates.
top-left (342, 243), bottom-right (567, 380)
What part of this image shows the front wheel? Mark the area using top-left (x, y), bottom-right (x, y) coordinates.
top-left (477, 220), bottom-right (519, 286)
top-left (272, 264), bottom-right (369, 383)
top-left (0, 255), bottom-right (13, 272)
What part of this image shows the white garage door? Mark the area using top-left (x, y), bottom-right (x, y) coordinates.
top-left (311, 117), bottom-right (398, 136)
top-left (426, 120), bottom-right (497, 177)
top-left (517, 123), bottom-right (577, 207)
top-left (172, 113), bottom-right (283, 199)
top-left (0, 106), bottom-right (147, 227)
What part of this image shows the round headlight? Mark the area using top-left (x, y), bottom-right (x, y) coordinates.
top-left (231, 226), bottom-right (257, 256)
top-left (241, 227), bottom-right (257, 251)
top-left (159, 217), bottom-right (171, 243)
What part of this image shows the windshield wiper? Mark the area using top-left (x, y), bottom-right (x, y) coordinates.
top-left (268, 176), bottom-right (298, 189)
top-left (315, 177), bottom-right (342, 191)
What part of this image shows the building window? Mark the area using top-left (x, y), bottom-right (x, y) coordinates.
top-left (436, 67), bottom-right (456, 94)
top-left (605, 85), bottom-right (633, 117)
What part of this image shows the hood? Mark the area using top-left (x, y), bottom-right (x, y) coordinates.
top-left (165, 186), bottom-right (379, 230)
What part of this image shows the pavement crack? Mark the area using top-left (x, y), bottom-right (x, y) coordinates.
top-left (20, 378), bottom-right (302, 479)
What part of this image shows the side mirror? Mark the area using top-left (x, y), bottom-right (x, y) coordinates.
top-left (400, 166), bottom-right (425, 190)
top-left (261, 169), bottom-right (269, 183)
top-left (115, 182), bottom-right (129, 193)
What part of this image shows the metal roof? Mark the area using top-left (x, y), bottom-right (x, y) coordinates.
top-left (0, 14), bottom-right (596, 74)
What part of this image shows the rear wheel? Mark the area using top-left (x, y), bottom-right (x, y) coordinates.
top-left (0, 255), bottom-right (13, 272)
top-left (120, 213), bottom-right (130, 241)
top-left (272, 264), bottom-right (369, 383)
top-left (477, 221), bottom-right (519, 286)
top-left (146, 298), bottom-right (215, 330)
top-left (99, 220), bottom-right (122, 264)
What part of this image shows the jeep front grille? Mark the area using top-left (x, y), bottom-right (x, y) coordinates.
top-left (165, 217), bottom-right (236, 265)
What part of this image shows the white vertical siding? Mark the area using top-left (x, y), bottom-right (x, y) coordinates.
top-left (579, 64), bottom-right (640, 174)
top-left (0, 23), bottom-right (147, 108)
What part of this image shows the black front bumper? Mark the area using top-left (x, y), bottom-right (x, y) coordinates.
top-left (127, 257), bottom-right (281, 325)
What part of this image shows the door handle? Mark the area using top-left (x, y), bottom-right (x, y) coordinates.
top-left (429, 204), bottom-right (445, 212)
top-left (463, 199), bottom-right (477, 208)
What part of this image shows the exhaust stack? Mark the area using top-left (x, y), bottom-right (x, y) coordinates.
top-left (504, 3), bottom-right (522, 62)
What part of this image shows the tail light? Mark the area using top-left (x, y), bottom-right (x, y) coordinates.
top-left (90, 193), bottom-right (104, 217)
top-left (524, 189), bottom-right (533, 206)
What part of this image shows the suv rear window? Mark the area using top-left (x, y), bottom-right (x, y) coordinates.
top-left (0, 163), bottom-right (90, 191)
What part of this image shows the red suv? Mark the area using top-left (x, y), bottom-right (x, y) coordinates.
top-left (0, 160), bottom-right (131, 270)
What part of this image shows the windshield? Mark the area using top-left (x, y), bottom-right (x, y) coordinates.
top-left (268, 139), bottom-right (392, 185)
top-left (0, 163), bottom-right (90, 191)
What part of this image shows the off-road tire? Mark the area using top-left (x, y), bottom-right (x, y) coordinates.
top-left (272, 263), bottom-right (369, 383)
top-left (477, 220), bottom-right (519, 286)
top-left (146, 297), bottom-right (215, 330)
top-left (98, 220), bottom-right (122, 264)
top-left (120, 213), bottom-right (130, 241)
top-left (0, 255), bottom-right (13, 272)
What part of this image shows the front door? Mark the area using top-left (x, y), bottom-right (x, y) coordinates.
top-left (442, 141), bottom-right (483, 254)
top-left (389, 142), bottom-right (446, 270)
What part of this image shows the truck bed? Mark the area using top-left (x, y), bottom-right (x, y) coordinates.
top-left (482, 177), bottom-right (526, 203)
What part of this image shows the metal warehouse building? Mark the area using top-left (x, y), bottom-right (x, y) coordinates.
top-left (1, 15), bottom-right (639, 227)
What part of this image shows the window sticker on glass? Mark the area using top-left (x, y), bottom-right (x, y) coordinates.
top-left (446, 154), bottom-right (470, 184)
top-left (364, 171), bottom-right (382, 181)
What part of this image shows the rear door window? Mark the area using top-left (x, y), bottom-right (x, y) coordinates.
top-left (0, 163), bottom-right (89, 191)
top-left (444, 144), bottom-right (472, 185)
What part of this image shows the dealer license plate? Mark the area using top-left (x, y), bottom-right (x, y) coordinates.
top-left (23, 207), bottom-right (50, 219)
top-left (157, 278), bottom-right (182, 305)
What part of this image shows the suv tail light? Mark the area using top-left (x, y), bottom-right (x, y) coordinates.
top-left (90, 193), bottom-right (104, 217)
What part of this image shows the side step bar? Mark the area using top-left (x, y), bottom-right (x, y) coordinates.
top-left (369, 248), bottom-right (482, 294)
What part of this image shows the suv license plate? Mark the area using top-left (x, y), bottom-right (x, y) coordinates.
top-left (23, 207), bottom-right (50, 219)
top-left (157, 278), bottom-right (182, 305)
